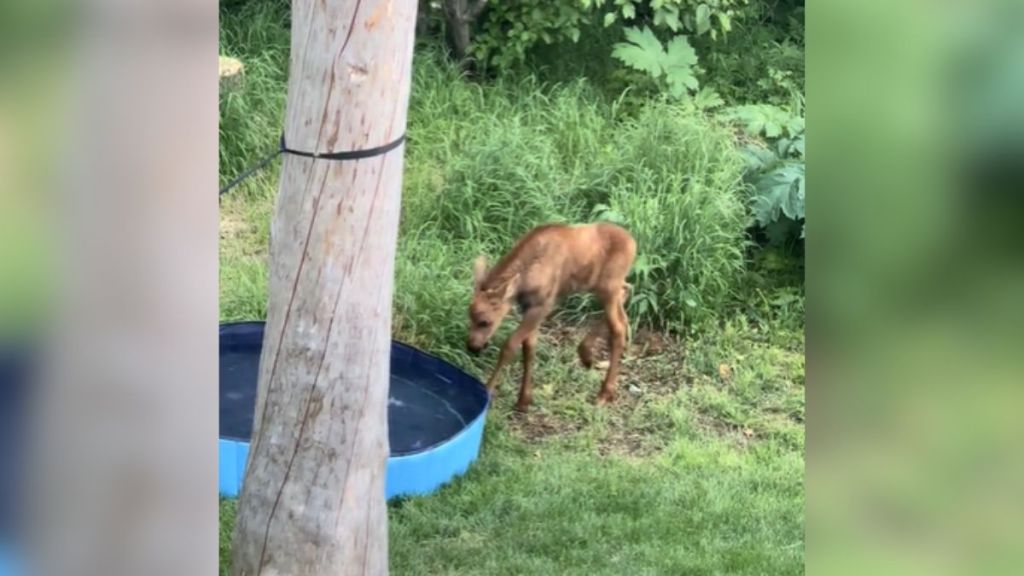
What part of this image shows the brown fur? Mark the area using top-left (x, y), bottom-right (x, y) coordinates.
top-left (466, 222), bottom-right (637, 410)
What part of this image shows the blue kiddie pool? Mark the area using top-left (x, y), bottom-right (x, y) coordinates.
top-left (219, 321), bottom-right (490, 499)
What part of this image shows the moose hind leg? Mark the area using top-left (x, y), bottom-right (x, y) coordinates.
top-left (596, 294), bottom-right (627, 405)
top-left (577, 318), bottom-right (607, 369)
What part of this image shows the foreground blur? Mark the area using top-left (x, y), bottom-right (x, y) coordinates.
top-left (2, 0), bottom-right (219, 574)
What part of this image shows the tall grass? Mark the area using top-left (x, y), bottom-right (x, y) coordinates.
top-left (603, 106), bottom-right (750, 327)
top-left (218, 0), bottom-right (289, 192)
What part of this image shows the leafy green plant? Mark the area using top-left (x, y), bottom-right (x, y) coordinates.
top-left (595, 0), bottom-right (746, 41)
top-left (417, 0), bottom-right (803, 123)
top-left (696, 9), bottom-right (804, 108)
top-left (460, 0), bottom-right (755, 76)
top-left (721, 103), bottom-right (803, 139)
top-left (752, 160), bottom-right (804, 239)
top-left (611, 27), bottom-right (699, 98)
top-left (721, 104), bottom-right (805, 243)
top-left (471, 0), bottom-right (589, 70)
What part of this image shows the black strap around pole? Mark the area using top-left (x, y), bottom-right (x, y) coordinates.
top-left (280, 133), bottom-right (406, 161)
top-left (219, 132), bottom-right (407, 197)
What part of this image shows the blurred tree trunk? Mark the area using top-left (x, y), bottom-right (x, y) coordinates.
top-left (229, 1), bottom-right (417, 575)
top-left (416, 0), bottom-right (430, 38)
top-left (441, 0), bottom-right (488, 62)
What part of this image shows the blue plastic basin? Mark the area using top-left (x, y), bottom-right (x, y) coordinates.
top-left (219, 321), bottom-right (490, 500)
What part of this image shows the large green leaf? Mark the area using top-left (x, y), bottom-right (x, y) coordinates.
top-left (715, 11), bottom-right (732, 33)
top-left (661, 6), bottom-right (681, 32)
top-left (693, 86), bottom-right (724, 110)
top-left (752, 161), bottom-right (805, 226)
top-left (792, 134), bottom-right (805, 157)
top-left (740, 144), bottom-right (780, 176)
top-left (722, 104), bottom-right (800, 141)
top-left (611, 26), bottom-right (665, 78)
top-left (695, 4), bottom-right (711, 36)
top-left (786, 116), bottom-right (805, 138)
top-left (664, 35), bottom-right (699, 96)
top-left (775, 133), bottom-right (804, 158)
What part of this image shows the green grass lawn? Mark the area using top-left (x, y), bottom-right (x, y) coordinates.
top-left (219, 1), bottom-right (804, 573)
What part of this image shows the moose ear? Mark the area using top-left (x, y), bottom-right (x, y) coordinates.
top-left (502, 273), bottom-right (520, 300)
top-left (472, 255), bottom-right (488, 289)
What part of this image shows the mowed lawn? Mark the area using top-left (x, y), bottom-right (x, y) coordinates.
top-left (217, 265), bottom-right (805, 575)
top-left (218, 1), bottom-right (805, 573)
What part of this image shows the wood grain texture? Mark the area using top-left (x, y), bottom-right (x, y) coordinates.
top-left (230, 1), bottom-right (418, 574)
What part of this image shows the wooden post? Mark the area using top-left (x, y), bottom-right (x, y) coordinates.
top-left (230, 1), bottom-right (417, 574)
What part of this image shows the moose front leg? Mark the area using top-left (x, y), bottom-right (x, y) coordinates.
top-left (515, 331), bottom-right (538, 412)
top-left (484, 306), bottom-right (549, 400)
top-left (484, 338), bottom-right (517, 396)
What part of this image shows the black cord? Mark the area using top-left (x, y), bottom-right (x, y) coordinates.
top-left (219, 147), bottom-right (282, 196)
top-left (219, 132), bottom-right (407, 197)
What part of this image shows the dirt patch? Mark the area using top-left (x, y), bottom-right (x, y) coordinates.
top-left (631, 327), bottom-right (675, 357)
top-left (505, 409), bottom-right (581, 444)
top-left (542, 322), bottom-right (682, 361)
top-left (502, 321), bottom-right (690, 458)
top-left (505, 402), bottom-right (664, 459)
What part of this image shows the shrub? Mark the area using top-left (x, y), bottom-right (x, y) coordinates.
top-left (596, 105), bottom-right (751, 328)
top-left (721, 104), bottom-right (806, 244)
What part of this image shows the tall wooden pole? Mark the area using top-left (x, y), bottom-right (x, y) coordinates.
top-left (230, 1), bottom-right (418, 574)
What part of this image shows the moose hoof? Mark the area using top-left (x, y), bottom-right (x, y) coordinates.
top-left (594, 391), bottom-right (616, 406)
top-left (578, 346), bottom-right (595, 369)
top-left (514, 400), bottom-right (532, 413)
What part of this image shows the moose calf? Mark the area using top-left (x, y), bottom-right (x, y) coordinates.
top-left (466, 222), bottom-right (637, 411)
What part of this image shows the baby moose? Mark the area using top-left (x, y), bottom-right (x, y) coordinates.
top-left (466, 222), bottom-right (637, 411)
